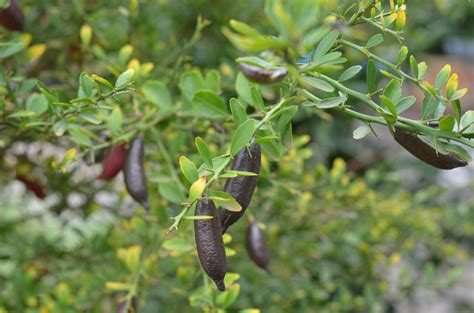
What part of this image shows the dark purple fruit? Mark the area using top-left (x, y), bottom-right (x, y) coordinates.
top-left (123, 137), bottom-right (150, 211)
top-left (97, 144), bottom-right (126, 180)
top-left (394, 130), bottom-right (468, 170)
top-left (0, 0), bottom-right (24, 31)
top-left (246, 222), bottom-right (270, 272)
top-left (220, 144), bottom-right (261, 233)
top-left (239, 63), bottom-right (288, 84)
top-left (195, 198), bottom-right (227, 291)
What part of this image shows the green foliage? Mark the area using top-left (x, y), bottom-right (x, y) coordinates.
top-left (0, 0), bottom-right (473, 312)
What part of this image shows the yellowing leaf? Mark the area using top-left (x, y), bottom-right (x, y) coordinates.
top-left (105, 281), bottom-right (132, 291)
top-left (189, 176), bottom-right (207, 203)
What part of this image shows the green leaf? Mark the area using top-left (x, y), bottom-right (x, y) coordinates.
top-left (276, 105), bottom-right (298, 133)
top-left (179, 70), bottom-right (204, 104)
top-left (236, 72), bottom-right (256, 106)
top-left (26, 93), bottom-right (48, 116)
top-left (179, 156), bottom-right (199, 184)
top-left (353, 125), bottom-right (371, 140)
top-left (434, 64), bottom-right (451, 88)
top-left (367, 59), bottom-right (377, 93)
top-left (417, 62), bottom-right (427, 80)
top-left (250, 86), bottom-right (265, 110)
top-left (442, 142), bottom-right (472, 161)
top-left (188, 177), bottom-right (206, 203)
top-left (204, 70), bottom-right (221, 94)
top-left (142, 80), bottom-right (173, 114)
top-left (452, 99), bottom-right (461, 125)
top-left (115, 69), bottom-right (135, 88)
top-left (380, 95), bottom-right (398, 119)
top-left (302, 76), bottom-right (334, 92)
top-left (162, 238), bottom-right (193, 253)
top-left (366, 34), bottom-right (383, 49)
top-left (0, 38), bottom-right (26, 59)
top-left (229, 98), bottom-right (247, 125)
top-left (339, 65), bottom-right (362, 82)
top-left (229, 19), bottom-right (262, 36)
top-left (208, 191), bottom-right (242, 212)
top-left (409, 55), bottom-right (418, 78)
top-left (314, 52), bottom-right (343, 67)
top-left (220, 170), bottom-right (258, 178)
top-left (230, 119), bottom-right (256, 156)
top-left (396, 96), bottom-right (416, 114)
top-left (80, 113), bottom-right (102, 125)
top-left (421, 94), bottom-right (441, 120)
top-left (446, 73), bottom-right (458, 100)
top-left (383, 79), bottom-right (401, 103)
top-left (92, 74), bottom-right (114, 89)
top-left (68, 128), bottom-right (93, 146)
top-left (460, 110), bottom-right (474, 134)
top-left (439, 115), bottom-right (455, 132)
top-left (193, 90), bottom-right (228, 120)
top-left (316, 96), bottom-right (344, 109)
top-left (449, 88), bottom-right (467, 101)
top-left (396, 46), bottom-right (408, 65)
top-left (106, 106), bottom-right (123, 133)
top-left (313, 30), bottom-right (339, 60)
top-left (195, 137), bottom-right (213, 168)
top-left (8, 110), bottom-right (36, 118)
top-left (158, 182), bottom-right (186, 204)
top-left (53, 121), bottom-right (68, 136)
top-left (215, 285), bottom-right (240, 309)
top-left (79, 72), bottom-right (95, 97)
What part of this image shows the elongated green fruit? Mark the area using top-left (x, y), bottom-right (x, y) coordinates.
top-left (123, 137), bottom-right (150, 210)
top-left (239, 63), bottom-right (288, 84)
top-left (246, 222), bottom-right (270, 272)
top-left (220, 144), bottom-right (261, 233)
top-left (195, 198), bottom-right (226, 291)
top-left (394, 130), bottom-right (468, 170)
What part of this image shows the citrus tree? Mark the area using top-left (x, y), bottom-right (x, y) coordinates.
top-left (1, 0), bottom-right (473, 312)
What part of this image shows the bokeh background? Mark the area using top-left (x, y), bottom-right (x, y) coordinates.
top-left (1, 1), bottom-right (473, 312)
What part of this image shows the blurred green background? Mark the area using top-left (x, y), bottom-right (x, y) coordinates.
top-left (1, 1), bottom-right (473, 312)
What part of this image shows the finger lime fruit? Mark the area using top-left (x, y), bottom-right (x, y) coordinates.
top-left (394, 130), bottom-right (468, 170)
top-left (246, 222), bottom-right (270, 272)
top-left (239, 63), bottom-right (288, 84)
top-left (220, 144), bottom-right (261, 233)
top-left (195, 198), bottom-right (226, 291)
top-left (123, 137), bottom-right (150, 211)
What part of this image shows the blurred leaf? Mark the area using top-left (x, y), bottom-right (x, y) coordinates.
top-left (353, 125), bottom-right (371, 140)
top-left (230, 98), bottom-right (247, 125)
top-left (366, 34), bottom-right (383, 49)
top-left (26, 93), bottom-right (48, 116)
top-left (193, 90), bottom-right (228, 120)
top-left (439, 115), bottom-right (455, 132)
top-left (115, 69), bottom-right (135, 88)
top-left (179, 156), bottom-right (199, 183)
top-left (339, 65), bottom-right (362, 82)
top-left (195, 137), bottom-right (213, 168)
top-left (230, 119), bottom-right (256, 156)
top-left (367, 59), bottom-right (377, 93)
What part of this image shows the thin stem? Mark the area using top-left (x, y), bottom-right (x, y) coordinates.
top-left (359, 16), bottom-right (404, 42)
top-left (340, 39), bottom-right (445, 103)
top-left (152, 128), bottom-right (187, 193)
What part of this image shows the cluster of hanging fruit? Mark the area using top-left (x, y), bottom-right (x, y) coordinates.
top-left (194, 143), bottom-right (270, 291)
top-left (98, 137), bottom-right (150, 211)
